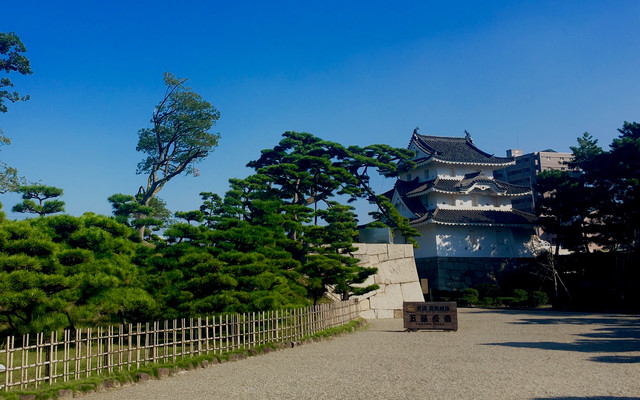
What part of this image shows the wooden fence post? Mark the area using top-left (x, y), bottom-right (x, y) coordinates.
top-left (0, 302), bottom-right (362, 392)
top-left (103, 327), bottom-right (109, 374)
top-left (45, 331), bottom-right (54, 384)
top-left (3, 335), bottom-right (13, 391)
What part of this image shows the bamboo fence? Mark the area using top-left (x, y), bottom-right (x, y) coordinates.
top-left (0, 299), bottom-right (358, 392)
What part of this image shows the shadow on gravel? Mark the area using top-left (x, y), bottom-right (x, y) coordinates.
top-left (483, 338), bottom-right (640, 356)
top-left (478, 310), bottom-right (640, 363)
top-left (588, 354), bottom-right (640, 364)
top-left (533, 397), bottom-right (640, 400)
top-left (470, 308), bottom-right (640, 328)
top-left (512, 316), bottom-right (640, 328)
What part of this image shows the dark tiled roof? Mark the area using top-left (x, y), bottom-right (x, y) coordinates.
top-left (381, 187), bottom-right (396, 200)
top-left (392, 178), bottom-right (428, 216)
top-left (411, 208), bottom-right (537, 226)
top-left (405, 172), bottom-right (531, 197)
top-left (412, 134), bottom-right (514, 165)
top-left (490, 180), bottom-right (532, 195)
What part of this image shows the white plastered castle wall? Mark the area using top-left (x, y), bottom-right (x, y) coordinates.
top-left (410, 224), bottom-right (535, 258)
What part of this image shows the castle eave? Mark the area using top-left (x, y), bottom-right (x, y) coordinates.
top-left (409, 208), bottom-right (538, 227)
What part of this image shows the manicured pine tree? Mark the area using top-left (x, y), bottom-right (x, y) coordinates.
top-left (12, 184), bottom-right (65, 217)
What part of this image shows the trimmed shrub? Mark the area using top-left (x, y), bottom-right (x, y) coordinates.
top-left (459, 288), bottom-right (479, 306)
top-left (512, 289), bottom-right (529, 306)
top-left (531, 291), bottom-right (549, 307)
top-left (480, 297), bottom-right (495, 307)
top-left (476, 283), bottom-right (500, 300)
top-left (497, 297), bottom-right (518, 307)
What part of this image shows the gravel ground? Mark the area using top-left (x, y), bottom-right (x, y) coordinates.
top-left (84, 308), bottom-right (640, 400)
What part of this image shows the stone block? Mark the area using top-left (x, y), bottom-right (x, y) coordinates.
top-left (357, 298), bottom-right (370, 311)
top-left (387, 244), bottom-right (406, 260)
top-left (19, 395), bottom-right (36, 400)
top-left (378, 266), bottom-right (391, 284)
top-left (359, 309), bottom-right (377, 319)
top-left (370, 283), bottom-right (403, 310)
top-left (351, 243), bottom-right (368, 255)
top-left (404, 245), bottom-right (415, 258)
top-left (375, 309), bottom-right (396, 319)
top-left (136, 373), bottom-right (150, 382)
top-left (158, 367), bottom-right (171, 377)
top-left (353, 254), bottom-right (370, 264)
top-left (400, 282), bottom-right (425, 302)
top-left (360, 243), bottom-right (389, 256)
top-left (360, 274), bottom-right (376, 288)
top-left (57, 389), bottom-right (73, 399)
top-left (351, 242), bottom-right (424, 318)
top-left (380, 258), bottom-right (420, 284)
top-left (103, 380), bottom-right (120, 389)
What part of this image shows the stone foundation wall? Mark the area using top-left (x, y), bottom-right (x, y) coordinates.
top-left (351, 244), bottom-right (424, 319)
top-left (415, 256), bottom-right (534, 291)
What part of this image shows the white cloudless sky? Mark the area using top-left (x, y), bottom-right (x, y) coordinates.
top-left (1, 0), bottom-right (639, 222)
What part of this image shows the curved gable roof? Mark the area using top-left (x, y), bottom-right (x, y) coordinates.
top-left (411, 208), bottom-right (537, 227)
top-left (411, 133), bottom-right (514, 166)
top-left (382, 178), bottom-right (428, 217)
top-left (404, 172), bottom-right (531, 197)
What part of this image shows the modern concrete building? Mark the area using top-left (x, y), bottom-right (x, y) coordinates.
top-left (494, 149), bottom-right (574, 213)
top-left (383, 130), bottom-right (537, 291)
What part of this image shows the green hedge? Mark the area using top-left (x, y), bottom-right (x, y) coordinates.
top-left (434, 286), bottom-right (550, 308)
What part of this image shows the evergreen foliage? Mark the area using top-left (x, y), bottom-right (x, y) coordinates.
top-left (534, 121), bottom-right (640, 308)
top-left (135, 73), bottom-right (220, 206)
top-left (12, 184), bottom-right (65, 217)
top-left (536, 121), bottom-right (640, 253)
top-left (1, 130), bottom-right (418, 336)
top-left (0, 210), bottom-right (155, 336)
top-left (0, 31), bottom-right (32, 113)
top-left (0, 32), bottom-right (31, 193)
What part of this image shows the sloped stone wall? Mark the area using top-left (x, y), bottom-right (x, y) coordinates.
top-left (352, 244), bottom-right (425, 319)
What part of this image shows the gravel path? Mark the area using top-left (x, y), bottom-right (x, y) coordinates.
top-left (84, 308), bottom-right (640, 400)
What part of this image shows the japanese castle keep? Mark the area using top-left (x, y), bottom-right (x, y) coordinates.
top-left (384, 130), bottom-right (537, 291)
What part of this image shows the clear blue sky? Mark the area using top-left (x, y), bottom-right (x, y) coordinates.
top-left (2, 1), bottom-right (639, 222)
